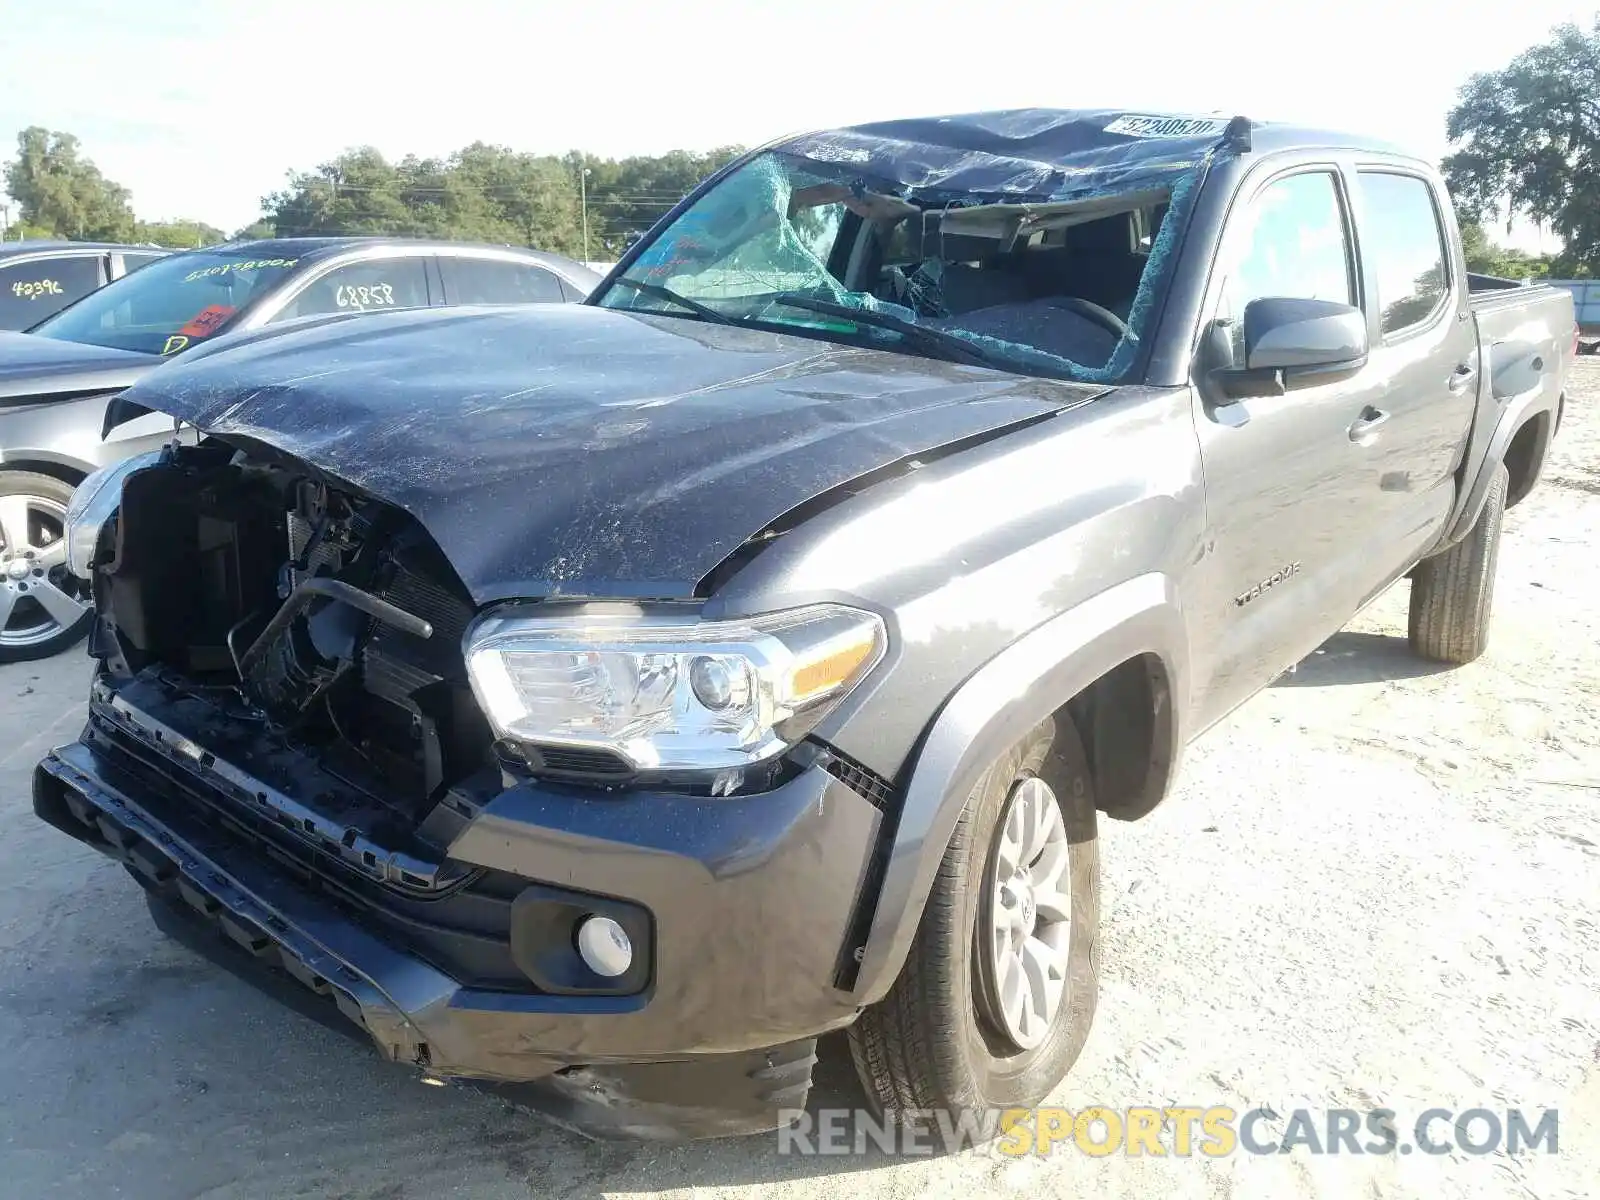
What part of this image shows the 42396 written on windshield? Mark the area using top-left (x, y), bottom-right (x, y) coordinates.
top-left (11, 278), bottom-right (64, 299)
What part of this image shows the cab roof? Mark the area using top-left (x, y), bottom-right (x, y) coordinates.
top-left (0, 239), bottom-right (167, 258)
top-left (778, 108), bottom-right (1424, 201)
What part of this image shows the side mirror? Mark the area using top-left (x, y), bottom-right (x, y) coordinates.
top-left (1244, 296), bottom-right (1368, 371)
top-left (1206, 297), bottom-right (1368, 398)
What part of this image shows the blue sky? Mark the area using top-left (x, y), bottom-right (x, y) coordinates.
top-left (0, 0), bottom-right (1592, 249)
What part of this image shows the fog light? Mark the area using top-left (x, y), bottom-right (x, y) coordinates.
top-left (575, 915), bottom-right (633, 977)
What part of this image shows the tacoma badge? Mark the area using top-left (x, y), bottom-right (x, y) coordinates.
top-left (1235, 561), bottom-right (1302, 607)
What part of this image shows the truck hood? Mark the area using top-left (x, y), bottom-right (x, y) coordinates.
top-left (0, 330), bottom-right (156, 404)
top-left (115, 303), bottom-right (1107, 602)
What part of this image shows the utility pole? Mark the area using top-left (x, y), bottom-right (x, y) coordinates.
top-left (580, 163), bottom-right (592, 264)
top-left (0, 202), bottom-right (9, 242)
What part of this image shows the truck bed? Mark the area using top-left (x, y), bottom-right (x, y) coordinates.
top-left (1467, 275), bottom-right (1565, 315)
top-left (1447, 280), bottom-right (1574, 531)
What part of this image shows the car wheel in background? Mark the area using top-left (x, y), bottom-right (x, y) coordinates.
top-left (0, 471), bottom-right (94, 663)
top-left (847, 716), bottom-right (1100, 1129)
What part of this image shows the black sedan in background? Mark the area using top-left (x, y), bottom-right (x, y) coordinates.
top-left (0, 241), bottom-right (168, 329)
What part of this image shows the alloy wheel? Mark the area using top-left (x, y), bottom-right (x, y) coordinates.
top-left (978, 775), bottom-right (1073, 1052)
top-left (0, 492), bottom-right (90, 650)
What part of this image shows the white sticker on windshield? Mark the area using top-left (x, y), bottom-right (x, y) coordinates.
top-left (1103, 115), bottom-right (1229, 139)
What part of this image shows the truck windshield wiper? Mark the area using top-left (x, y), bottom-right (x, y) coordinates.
top-left (607, 276), bottom-right (733, 324)
top-left (766, 292), bottom-right (1011, 371)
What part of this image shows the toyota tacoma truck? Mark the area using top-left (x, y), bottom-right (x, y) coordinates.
top-left (33, 109), bottom-right (1573, 1139)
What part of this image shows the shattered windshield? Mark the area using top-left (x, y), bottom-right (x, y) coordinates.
top-left (595, 147), bottom-right (1196, 384)
top-left (29, 249), bottom-right (299, 356)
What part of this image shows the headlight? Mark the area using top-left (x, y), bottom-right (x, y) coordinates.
top-left (464, 603), bottom-right (887, 774)
top-left (63, 450), bottom-right (165, 578)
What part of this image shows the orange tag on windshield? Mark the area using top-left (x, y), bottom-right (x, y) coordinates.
top-left (178, 304), bottom-right (236, 338)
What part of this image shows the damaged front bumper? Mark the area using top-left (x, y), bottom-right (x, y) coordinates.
top-left (33, 678), bottom-right (887, 1139)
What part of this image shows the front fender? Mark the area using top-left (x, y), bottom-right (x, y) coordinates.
top-left (0, 443), bottom-right (97, 479)
top-left (850, 572), bottom-right (1189, 1005)
top-left (0, 387), bottom-right (141, 479)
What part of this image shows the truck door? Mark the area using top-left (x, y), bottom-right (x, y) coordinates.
top-left (1346, 169), bottom-right (1479, 575)
top-left (1187, 165), bottom-right (1387, 727)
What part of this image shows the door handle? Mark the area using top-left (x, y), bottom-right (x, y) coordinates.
top-left (1348, 406), bottom-right (1390, 444)
top-left (1447, 362), bottom-right (1478, 393)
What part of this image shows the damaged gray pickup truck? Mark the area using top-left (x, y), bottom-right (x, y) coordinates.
top-left (34, 109), bottom-right (1574, 1139)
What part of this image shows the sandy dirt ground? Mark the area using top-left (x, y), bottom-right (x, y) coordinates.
top-left (1, 365), bottom-right (1597, 1199)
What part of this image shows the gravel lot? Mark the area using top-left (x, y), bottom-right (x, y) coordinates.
top-left (2, 365), bottom-right (1597, 1199)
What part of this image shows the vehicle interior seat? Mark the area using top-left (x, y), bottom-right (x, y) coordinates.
top-left (1033, 210), bottom-right (1157, 321)
top-left (927, 230), bottom-right (1126, 368)
top-left (871, 212), bottom-right (1137, 369)
top-left (929, 236), bottom-right (1033, 315)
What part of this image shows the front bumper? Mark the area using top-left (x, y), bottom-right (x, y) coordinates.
top-left (34, 691), bottom-right (886, 1139)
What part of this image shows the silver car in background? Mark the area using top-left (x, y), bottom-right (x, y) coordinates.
top-left (0, 241), bottom-right (168, 330)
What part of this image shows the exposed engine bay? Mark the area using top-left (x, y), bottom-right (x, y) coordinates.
top-left (88, 441), bottom-right (493, 851)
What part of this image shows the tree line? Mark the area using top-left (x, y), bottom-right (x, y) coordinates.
top-left (6, 17), bottom-right (1600, 275)
top-left (0, 129), bottom-right (229, 248)
top-left (1, 128), bottom-right (742, 260)
top-left (257, 143), bottom-right (743, 258)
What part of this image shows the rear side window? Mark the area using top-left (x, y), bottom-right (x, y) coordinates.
top-left (118, 252), bottom-right (165, 276)
top-left (272, 256), bottom-right (431, 322)
top-left (1357, 172), bottom-right (1449, 336)
top-left (442, 257), bottom-right (566, 304)
top-left (1221, 171), bottom-right (1355, 321)
top-left (0, 254), bottom-right (103, 329)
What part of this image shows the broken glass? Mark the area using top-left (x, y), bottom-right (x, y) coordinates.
top-left (600, 110), bottom-right (1242, 384)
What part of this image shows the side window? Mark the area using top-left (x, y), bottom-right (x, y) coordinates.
top-left (1357, 172), bottom-right (1449, 337)
top-left (117, 252), bottom-right (165, 277)
top-left (1220, 172), bottom-right (1355, 326)
top-left (442, 257), bottom-right (565, 305)
top-left (272, 257), bottom-right (430, 322)
top-left (0, 255), bottom-right (104, 329)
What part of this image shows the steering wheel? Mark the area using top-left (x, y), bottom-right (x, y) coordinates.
top-left (1055, 296), bottom-right (1129, 339)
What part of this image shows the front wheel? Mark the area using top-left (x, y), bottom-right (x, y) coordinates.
top-left (847, 716), bottom-right (1100, 1124)
top-left (0, 470), bottom-right (94, 663)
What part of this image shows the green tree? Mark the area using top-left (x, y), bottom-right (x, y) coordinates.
top-left (1444, 19), bottom-right (1600, 274)
top-left (134, 218), bottom-right (226, 248)
top-left (3, 126), bottom-right (135, 240)
top-left (451, 143), bottom-right (582, 253)
top-left (260, 141), bottom-right (745, 258)
top-left (576, 146), bottom-right (743, 256)
top-left (264, 147), bottom-right (417, 237)
top-left (232, 220), bottom-right (276, 241)
top-left (1457, 218), bottom-right (1556, 279)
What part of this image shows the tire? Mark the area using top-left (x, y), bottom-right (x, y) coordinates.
top-left (1408, 462), bottom-right (1508, 665)
top-left (847, 715), bottom-right (1100, 1128)
top-left (0, 470), bottom-right (94, 663)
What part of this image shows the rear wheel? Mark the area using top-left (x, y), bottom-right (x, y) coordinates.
top-left (847, 716), bottom-right (1100, 1125)
top-left (0, 471), bottom-right (93, 663)
top-left (1408, 462), bottom-right (1507, 665)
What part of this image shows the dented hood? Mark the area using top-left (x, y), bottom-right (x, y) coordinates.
top-left (115, 303), bottom-right (1105, 602)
